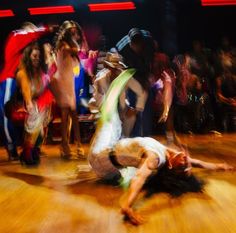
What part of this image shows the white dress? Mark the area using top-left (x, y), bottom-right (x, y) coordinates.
top-left (88, 110), bottom-right (122, 179)
top-left (51, 47), bottom-right (78, 110)
top-left (89, 126), bottom-right (167, 178)
top-left (88, 69), bottom-right (135, 178)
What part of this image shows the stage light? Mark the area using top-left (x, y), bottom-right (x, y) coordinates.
top-left (0, 9), bottom-right (14, 17)
top-left (201, 0), bottom-right (236, 6)
top-left (28, 5), bottom-right (75, 15)
top-left (88, 2), bottom-right (136, 12)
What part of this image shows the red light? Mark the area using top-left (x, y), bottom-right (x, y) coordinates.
top-left (28, 6), bottom-right (75, 15)
top-left (201, 0), bottom-right (236, 6)
top-left (88, 2), bottom-right (136, 12)
top-left (0, 9), bottom-right (14, 17)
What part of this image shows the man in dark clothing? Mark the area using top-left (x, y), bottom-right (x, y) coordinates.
top-left (116, 28), bottom-right (155, 137)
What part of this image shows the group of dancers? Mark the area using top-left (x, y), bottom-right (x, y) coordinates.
top-left (0, 20), bottom-right (234, 225)
top-left (0, 20), bottom-right (96, 164)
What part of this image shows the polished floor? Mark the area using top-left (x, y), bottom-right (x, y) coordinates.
top-left (0, 133), bottom-right (236, 233)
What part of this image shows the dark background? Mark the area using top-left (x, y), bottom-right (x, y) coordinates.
top-left (0, 0), bottom-right (236, 64)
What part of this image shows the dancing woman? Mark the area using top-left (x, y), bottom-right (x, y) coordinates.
top-left (0, 22), bottom-right (54, 161)
top-left (88, 68), bottom-right (234, 225)
top-left (51, 20), bottom-right (84, 158)
top-left (15, 42), bottom-right (51, 165)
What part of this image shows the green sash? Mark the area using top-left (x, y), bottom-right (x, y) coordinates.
top-left (100, 68), bottom-right (136, 123)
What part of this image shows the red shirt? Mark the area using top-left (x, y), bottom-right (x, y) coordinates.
top-left (0, 26), bottom-right (49, 82)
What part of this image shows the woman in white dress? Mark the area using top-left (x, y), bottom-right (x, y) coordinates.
top-left (88, 67), bottom-right (234, 225)
top-left (51, 20), bottom-right (84, 159)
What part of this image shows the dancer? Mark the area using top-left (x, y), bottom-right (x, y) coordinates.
top-left (50, 20), bottom-right (85, 159)
top-left (88, 68), bottom-right (234, 225)
top-left (0, 22), bottom-right (55, 160)
top-left (88, 51), bottom-right (146, 136)
top-left (88, 52), bottom-right (127, 113)
top-left (116, 28), bottom-right (155, 136)
top-left (15, 42), bottom-right (51, 165)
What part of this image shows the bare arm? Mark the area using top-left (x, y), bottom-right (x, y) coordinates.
top-left (16, 69), bottom-right (33, 112)
top-left (88, 70), bottom-right (111, 112)
top-left (159, 71), bottom-right (173, 123)
top-left (121, 152), bottom-right (158, 225)
top-left (189, 157), bottom-right (234, 171)
top-left (122, 78), bottom-right (147, 137)
top-left (126, 78), bottom-right (147, 112)
top-left (60, 41), bottom-right (79, 57)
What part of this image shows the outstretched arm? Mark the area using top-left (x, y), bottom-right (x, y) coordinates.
top-left (189, 158), bottom-right (234, 171)
top-left (158, 71), bottom-right (173, 123)
top-left (121, 152), bottom-right (158, 225)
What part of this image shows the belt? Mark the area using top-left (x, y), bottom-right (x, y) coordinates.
top-left (109, 151), bottom-right (123, 169)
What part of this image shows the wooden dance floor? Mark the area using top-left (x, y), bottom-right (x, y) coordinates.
top-left (0, 134), bottom-right (236, 233)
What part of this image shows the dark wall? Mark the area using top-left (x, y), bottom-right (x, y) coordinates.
top-left (177, 1), bottom-right (236, 52)
top-left (0, 0), bottom-right (236, 66)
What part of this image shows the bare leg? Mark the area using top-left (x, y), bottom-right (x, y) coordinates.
top-left (122, 108), bottom-right (137, 137)
top-left (60, 107), bottom-right (72, 158)
top-left (70, 109), bottom-right (85, 158)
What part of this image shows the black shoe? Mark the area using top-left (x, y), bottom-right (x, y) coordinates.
top-left (7, 147), bottom-right (19, 161)
top-left (20, 147), bottom-right (39, 166)
top-left (32, 147), bottom-right (41, 163)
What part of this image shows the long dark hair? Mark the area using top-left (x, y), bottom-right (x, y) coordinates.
top-left (55, 20), bottom-right (88, 52)
top-left (20, 42), bottom-right (46, 79)
top-left (143, 164), bottom-right (205, 197)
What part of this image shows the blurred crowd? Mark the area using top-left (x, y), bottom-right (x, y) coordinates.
top-left (0, 21), bottom-right (235, 165)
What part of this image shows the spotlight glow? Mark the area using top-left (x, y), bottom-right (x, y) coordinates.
top-left (88, 2), bottom-right (136, 12)
top-left (201, 0), bottom-right (236, 6)
top-left (0, 9), bottom-right (14, 17)
top-left (28, 6), bottom-right (75, 15)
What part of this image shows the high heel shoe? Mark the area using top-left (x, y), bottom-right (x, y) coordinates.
top-left (60, 144), bottom-right (72, 159)
top-left (20, 147), bottom-right (39, 166)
